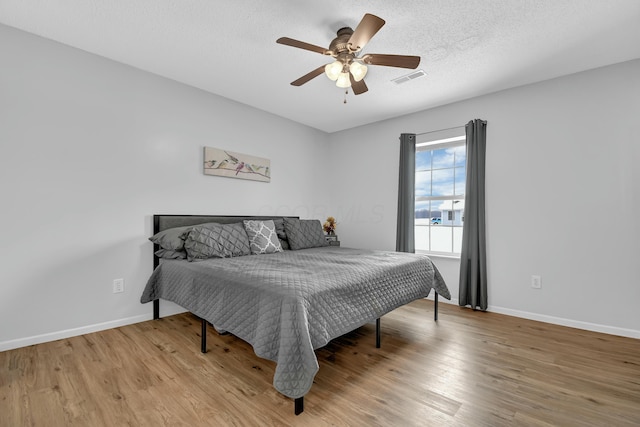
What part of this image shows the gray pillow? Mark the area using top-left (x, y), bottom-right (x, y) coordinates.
top-left (183, 222), bottom-right (251, 261)
top-left (272, 218), bottom-right (290, 250)
top-left (283, 218), bottom-right (329, 250)
top-left (154, 248), bottom-right (187, 260)
top-left (149, 226), bottom-right (191, 251)
top-left (243, 220), bottom-right (283, 255)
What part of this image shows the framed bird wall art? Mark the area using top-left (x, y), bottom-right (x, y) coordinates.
top-left (203, 146), bottom-right (271, 183)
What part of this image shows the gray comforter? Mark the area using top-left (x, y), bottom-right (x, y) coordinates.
top-left (140, 246), bottom-right (450, 399)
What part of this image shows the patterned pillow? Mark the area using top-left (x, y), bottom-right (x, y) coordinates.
top-left (183, 222), bottom-right (251, 261)
top-left (283, 218), bottom-right (329, 250)
top-left (243, 220), bottom-right (283, 255)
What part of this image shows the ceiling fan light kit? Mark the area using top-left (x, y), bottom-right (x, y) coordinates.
top-left (349, 61), bottom-right (367, 82)
top-left (276, 13), bottom-right (420, 96)
top-left (336, 72), bottom-right (351, 88)
top-left (325, 61), bottom-right (342, 81)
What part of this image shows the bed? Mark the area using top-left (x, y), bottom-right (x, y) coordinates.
top-left (140, 214), bottom-right (451, 415)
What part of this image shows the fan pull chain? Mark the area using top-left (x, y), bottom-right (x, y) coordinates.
top-left (343, 89), bottom-right (348, 104)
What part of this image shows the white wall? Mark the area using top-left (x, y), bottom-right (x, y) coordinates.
top-left (0, 24), bottom-right (331, 349)
top-left (329, 59), bottom-right (640, 338)
top-left (1, 22), bottom-right (637, 350)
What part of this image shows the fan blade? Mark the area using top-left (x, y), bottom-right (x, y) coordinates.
top-left (290, 65), bottom-right (326, 86)
top-left (348, 13), bottom-right (385, 52)
top-left (277, 37), bottom-right (330, 55)
top-left (350, 74), bottom-right (368, 95)
top-left (361, 54), bottom-right (420, 69)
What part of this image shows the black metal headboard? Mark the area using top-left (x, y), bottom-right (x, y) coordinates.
top-left (152, 214), bottom-right (298, 267)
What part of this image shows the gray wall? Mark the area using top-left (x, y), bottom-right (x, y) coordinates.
top-left (0, 24), bottom-right (331, 349)
top-left (328, 59), bottom-right (640, 337)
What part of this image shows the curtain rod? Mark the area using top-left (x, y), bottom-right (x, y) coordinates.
top-left (416, 125), bottom-right (465, 136)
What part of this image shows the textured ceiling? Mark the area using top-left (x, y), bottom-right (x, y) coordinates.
top-left (1, 0), bottom-right (639, 133)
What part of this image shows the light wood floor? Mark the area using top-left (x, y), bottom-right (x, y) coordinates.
top-left (1, 301), bottom-right (639, 426)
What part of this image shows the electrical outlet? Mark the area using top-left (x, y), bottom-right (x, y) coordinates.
top-left (531, 275), bottom-right (541, 289)
top-left (113, 278), bottom-right (124, 293)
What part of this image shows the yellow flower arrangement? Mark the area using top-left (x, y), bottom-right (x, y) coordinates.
top-left (323, 216), bottom-right (337, 235)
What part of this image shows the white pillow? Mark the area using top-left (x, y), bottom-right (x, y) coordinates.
top-left (243, 220), bottom-right (283, 255)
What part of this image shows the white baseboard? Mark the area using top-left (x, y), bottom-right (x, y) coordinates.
top-left (426, 295), bottom-right (639, 339)
top-left (3, 298), bottom-right (637, 352)
top-left (487, 305), bottom-right (640, 339)
top-left (0, 306), bottom-right (187, 352)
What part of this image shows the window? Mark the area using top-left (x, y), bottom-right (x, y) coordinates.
top-left (415, 129), bottom-right (466, 255)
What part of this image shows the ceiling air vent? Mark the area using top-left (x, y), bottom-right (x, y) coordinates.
top-left (392, 69), bottom-right (426, 85)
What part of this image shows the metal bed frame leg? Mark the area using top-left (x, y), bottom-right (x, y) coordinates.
top-left (376, 318), bottom-right (381, 348)
top-left (201, 318), bottom-right (207, 353)
top-left (153, 299), bottom-right (159, 320)
top-left (294, 397), bottom-right (304, 415)
top-left (434, 292), bottom-right (439, 321)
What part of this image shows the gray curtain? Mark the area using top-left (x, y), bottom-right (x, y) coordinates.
top-left (459, 119), bottom-right (488, 310)
top-left (396, 133), bottom-right (416, 253)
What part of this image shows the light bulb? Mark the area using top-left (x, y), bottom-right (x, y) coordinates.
top-left (336, 72), bottom-right (351, 88)
top-left (324, 61), bottom-right (342, 81)
top-left (349, 62), bottom-right (368, 82)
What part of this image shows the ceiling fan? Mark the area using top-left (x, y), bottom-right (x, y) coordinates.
top-left (276, 13), bottom-right (421, 96)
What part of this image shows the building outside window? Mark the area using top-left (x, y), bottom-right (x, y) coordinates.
top-left (415, 129), bottom-right (466, 255)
